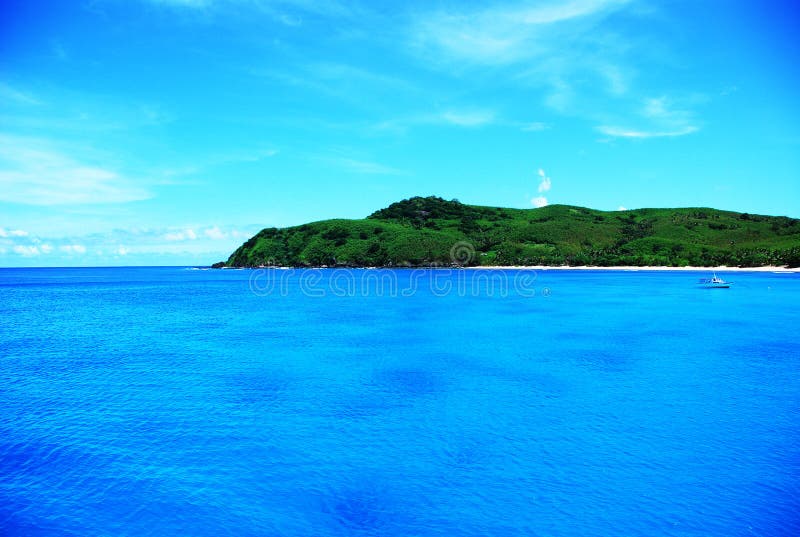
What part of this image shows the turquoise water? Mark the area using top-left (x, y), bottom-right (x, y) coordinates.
top-left (1, 267), bottom-right (799, 536)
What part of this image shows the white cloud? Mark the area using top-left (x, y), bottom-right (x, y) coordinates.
top-left (542, 77), bottom-right (575, 113)
top-left (521, 122), bottom-right (549, 132)
top-left (597, 63), bottom-right (627, 95)
top-left (643, 96), bottom-right (669, 118)
top-left (537, 168), bottom-right (552, 193)
top-left (440, 110), bottom-right (495, 127)
top-left (373, 109), bottom-right (498, 133)
top-left (617, 205), bottom-right (627, 211)
top-left (597, 97), bottom-right (700, 139)
top-left (164, 229), bottom-right (198, 241)
top-left (413, 0), bottom-right (630, 65)
top-left (13, 245), bottom-right (41, 256)
top-left (538, 177), bottom-right (552, 193)
top-left (597, 125), bottom-right (698, 139)
top-left (408, 1), bottom-right (707, 141)
top-left (40, 244), bottom-right (53, 254)
top-left (204, 226), bottom-right (227, 240)
top-left (60, 244), bottom-right (87, 254)
top-left (531, 196), bottom-right (549, 208)
top-left (0, 83), bottom-right (42, 106)
top-left (0, 228), bottom-right (29, 237)
top-left (117, 246), bottom-right (129, 256)
top-left (0, 135), bottom-right (151, 205)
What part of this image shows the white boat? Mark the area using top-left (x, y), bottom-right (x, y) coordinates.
top-left (699, 272), bottom-right (731, 289)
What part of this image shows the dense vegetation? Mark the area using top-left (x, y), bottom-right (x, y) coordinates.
top-left (220, 196), bottom-right (800, 268)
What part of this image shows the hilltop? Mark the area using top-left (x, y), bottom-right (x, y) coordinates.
top-left (220, 197), bottom-right (800, 268)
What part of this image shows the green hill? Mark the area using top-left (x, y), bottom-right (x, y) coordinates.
top-left (220, 196), bottom-right (800, 268)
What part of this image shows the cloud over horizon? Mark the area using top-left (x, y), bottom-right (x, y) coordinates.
top-left (0, 224), bottom-right (259, 266)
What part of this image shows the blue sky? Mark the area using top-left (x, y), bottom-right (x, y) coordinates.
top-left (1, 0), bottom-right (798, 266)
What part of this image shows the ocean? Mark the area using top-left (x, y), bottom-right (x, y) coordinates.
top-left (1, 267), bottom-right (799, 536)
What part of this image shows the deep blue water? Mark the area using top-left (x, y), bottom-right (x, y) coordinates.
top-left (1, 267), bottom-right (799, 536)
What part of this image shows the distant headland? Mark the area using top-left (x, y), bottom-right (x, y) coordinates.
top-left (215, 197), bottom-right (800, 269)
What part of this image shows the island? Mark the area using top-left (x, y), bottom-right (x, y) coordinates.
top-left (217, 196), bottom-right (800, 268)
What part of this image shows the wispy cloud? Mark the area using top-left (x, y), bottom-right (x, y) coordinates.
top-left (0, 134), bottom-right (151, 205)
top-left (597, 125), bottom-right (698, 139)
top-left (412, 0), bottom-right (631, 65)
top-left (0, 228), bottom-right (29, 238)
top-left (642, 96), bottom-right (697, 125)
top-left (0, 83), bottom-right (42, 106)
top-left (440, 110), bottom-right (496, 127)
top-left (597, 96), bottom-right (699, 139)
top-left (407, 0), bottom-right (707, 140)
top-left (521, 122), bottom-right (550, 132)
top-left (374, 108), bottom-right (499, 133)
